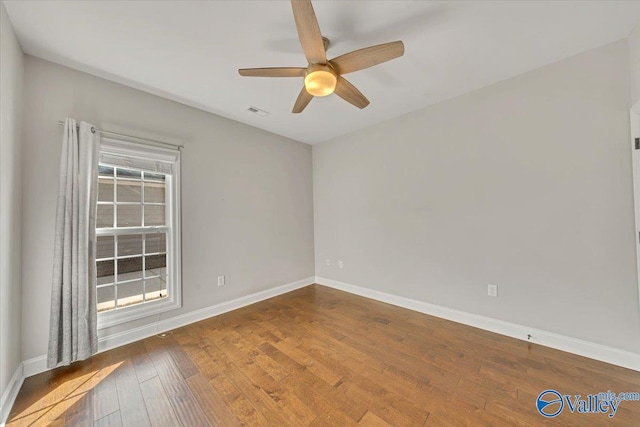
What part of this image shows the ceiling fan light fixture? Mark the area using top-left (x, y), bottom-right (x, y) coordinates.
top-left (304, 64), bottom-right (337, 97)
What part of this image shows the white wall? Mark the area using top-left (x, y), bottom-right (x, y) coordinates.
top-left (314, 39), bottom-right (640, 353)
top-left (21, 56), bottom-right (315, 360)
top-left (631, 22), bottom-right (640, 106)
top-left (0, 2), bottom-right (23, 398)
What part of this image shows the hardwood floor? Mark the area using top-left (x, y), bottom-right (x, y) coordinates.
top-left (7, 284), bottom-right (640, 426)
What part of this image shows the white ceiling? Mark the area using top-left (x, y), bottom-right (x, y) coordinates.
top-left (4, 1), bottom-right (640, 144)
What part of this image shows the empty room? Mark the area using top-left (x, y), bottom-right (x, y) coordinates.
top-left (1, 0), bottom-right (640, 425)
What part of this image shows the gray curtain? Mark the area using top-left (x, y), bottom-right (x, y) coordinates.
top-left (47, 118), bottom-right (100, 368)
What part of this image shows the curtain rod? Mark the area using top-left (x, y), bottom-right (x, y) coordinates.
top-left (57, 121), bottom-right (184, 150)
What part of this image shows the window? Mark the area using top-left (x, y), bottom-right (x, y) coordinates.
top-left (96, 138), bottom-right (181, 328)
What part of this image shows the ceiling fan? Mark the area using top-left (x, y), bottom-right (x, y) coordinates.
top-left (238, 0), bottom-right (405, 113)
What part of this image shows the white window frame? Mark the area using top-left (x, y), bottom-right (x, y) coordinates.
top-left (96, 137), bottom-right (182, 329)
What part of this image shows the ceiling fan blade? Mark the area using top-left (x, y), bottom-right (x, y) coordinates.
top-left (239, 67), bottom-right (307, 77)
top-left (292, 86), bottom-right (314, 113)
top-left (330, 41), bottom-right (404, 75)
top-left (291, 0), bottom-right (327, 64)
top-left (334, 77), bottom-right (370, 109)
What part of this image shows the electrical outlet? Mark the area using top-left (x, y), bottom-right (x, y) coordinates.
top-left (218, 275), bottom-right (225, 287)
top-left (487, 284), bottom-right (498, 297)
top-left (338, 260), bottom-right (344, 269)
top-left (325, 259), bottom-right (331, 267)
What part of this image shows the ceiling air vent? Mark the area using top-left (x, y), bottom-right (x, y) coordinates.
top-left (247, 106), bottom-right (269, 117)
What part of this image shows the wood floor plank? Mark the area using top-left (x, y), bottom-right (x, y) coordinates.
top-left (130, 341), bottom-right (158, 384)
top-left (359, 411), bottom-right (394, 427)
top-left (280, 364), bottom-right (369, 422)
top-left (181, 340), bottom-right (225, 380)
top-left (230, 331), bottom-right (292, 381)
top-left (185, 373), bottom-right (241, 426)
top-left (63, 390), bottom-right (93, 426)
top-left (45, 418), bottom-right (65, 427)
top-left (167, 343), bottom-right (200, 380)
top-left (336, 380), bottom-right (419, 426)
top-left (203, 338), bottom-right (295, 426)
top-left (270, 334), bottom-right (343, 386)
top-left (94, 410), bottom-right (123, 427)
top-left (342, 373), bottom-right (429, 426)
top-left (114, 359), bottom-right (151, 427)
top-left (6, 284), bottom-right (640, 427)
top-left (139, 376), bottom-right (180, 427)
top-left (218, 334), bottom-right (318, 424)
top-left (92, 372), bottom-right (119, 421)
top-left (288, 378), bottom-right (359, 427)
top-left (207, 373), bottom-right (273, 426)
top-left (6, 406), bottom-right (52, 427)
top-left (144, 342), bottom-right (211, 426)
top-left (7, 385), bottom-right (91, 426)
top-left (9, 360), bottom-right (103, 420)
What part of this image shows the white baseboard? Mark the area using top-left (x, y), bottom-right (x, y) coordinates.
top-left (316, 276), bottom-right (640, 372)
top-left (21, 276), bottom-right (316, 379)
top-left (0, 363), bottom-right (24, 426)
top-left (22, 355), bottom-right (47, 379)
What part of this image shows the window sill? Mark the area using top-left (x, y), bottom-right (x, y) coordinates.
top-left (97, 293), bottom-right (181, 329)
